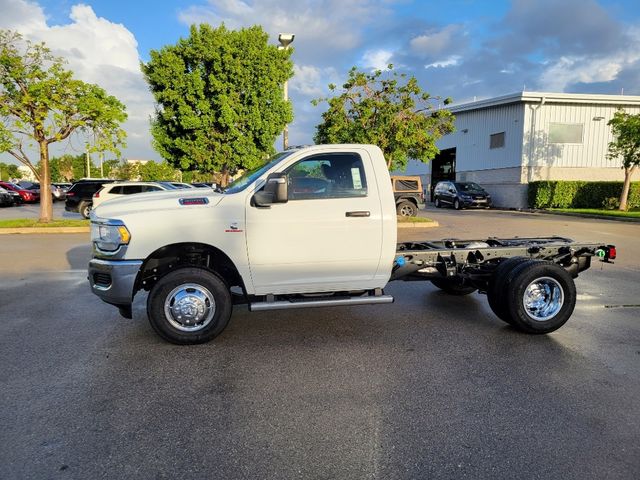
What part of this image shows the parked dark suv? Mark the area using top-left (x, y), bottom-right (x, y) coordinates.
top-left (433, 181), bottom-right (492, 210)
top-left (65, 179), bottom-right (118, 218)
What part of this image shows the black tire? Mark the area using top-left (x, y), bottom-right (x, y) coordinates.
top-left (397, 201), bottom-right (417, 217)
top-left (147, 267), bottom-right (232, 344)
top-left (434, 197), bottom-right (441, 208)
top-left (431, 277), bottom-right (477, 295)
top-left (503, 261), bottom-right (577, 334)
top-left (487, 257), bottom-right (532, 324)
top-left (79, 201), bottom-right (92, 219)
top-left (454, 198), bottom-right (461, 210)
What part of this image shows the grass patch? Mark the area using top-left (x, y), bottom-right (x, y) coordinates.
top-left (397, 216), bottom-right (435, 223)
top-left (0, 219), bottom-right (90, 228)
top-left (549, 208), bottom-right (640, 219)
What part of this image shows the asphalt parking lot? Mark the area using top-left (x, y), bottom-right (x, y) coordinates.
top-left (0, 199), bottom-right (78, 220)
top-left (1, 208), bottom-right (639, 479)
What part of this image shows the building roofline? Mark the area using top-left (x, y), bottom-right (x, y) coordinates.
top-left (449, 91), bottom-right (640, 113)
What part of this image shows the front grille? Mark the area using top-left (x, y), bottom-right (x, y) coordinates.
top-left (93, 272), bottom-right (111, 287)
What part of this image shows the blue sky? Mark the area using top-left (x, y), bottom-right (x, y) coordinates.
top-left (2, 0), bottom-right (640, 163)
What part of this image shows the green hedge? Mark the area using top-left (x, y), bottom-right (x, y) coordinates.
top-left (528, 181), bottom-right (640, 209)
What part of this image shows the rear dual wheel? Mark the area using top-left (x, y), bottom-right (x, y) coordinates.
top-left (488, 258), bottom-right (576, 334)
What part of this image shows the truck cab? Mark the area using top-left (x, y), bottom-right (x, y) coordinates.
top-left (89, 145), bottom-right (397, 343)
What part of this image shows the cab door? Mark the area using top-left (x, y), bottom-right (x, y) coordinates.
top-left (245, 150), bottom-right (384, 295)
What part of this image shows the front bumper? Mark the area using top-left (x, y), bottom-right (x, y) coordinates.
top-left (88, 258), bottom-right (143, 306)
top-left (461, 198), bottom-right (491, 207)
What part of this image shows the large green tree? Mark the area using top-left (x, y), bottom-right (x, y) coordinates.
top-left (607, 109), bottom-right (640, 211)
top-left (139, 160), bottom-right (179, 182)
top-left (142, 24), bottom-right (293, 186)
top-left (0, 30), bottom-right (127, 222)
top-left (313, 65), bottom-right (455, 171)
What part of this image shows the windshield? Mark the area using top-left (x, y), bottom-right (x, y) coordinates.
top-left (455, 182), bottom-right (484, 192)
top-left (224, 151), bottom-right (295, 194)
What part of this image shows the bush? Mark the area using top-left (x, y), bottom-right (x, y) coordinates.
top-left (602, 197), bottom-right (620, 210)
top-left (528, 181), bottom-right (640, 209)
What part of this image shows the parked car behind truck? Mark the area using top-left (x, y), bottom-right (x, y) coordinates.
top-left (391, 175), bottom-right (424, 216)
top-left (65, 179), bottom-right (118, 218)
top-left (434, 181), bottom-right (492, 209)
top-left (88, 144), bottom-right (616, 344)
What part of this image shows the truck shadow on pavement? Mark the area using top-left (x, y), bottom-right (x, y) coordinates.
top-left (65, 244), bottom-right (92, 270)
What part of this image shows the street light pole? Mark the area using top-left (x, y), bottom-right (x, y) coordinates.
top-left (278, 33), bottom-right (295, 151)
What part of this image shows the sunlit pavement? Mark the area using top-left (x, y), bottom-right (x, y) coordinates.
top-left (1, 210), bottom-right (638, 479)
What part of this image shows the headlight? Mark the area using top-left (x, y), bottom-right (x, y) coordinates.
top-left (91, 219), bottom-right (131, 252)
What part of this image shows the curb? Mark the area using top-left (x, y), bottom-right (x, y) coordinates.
top-left (397, 221), bottom-right (439, 228)
top-left (532, 210), bottom-right (640, 223)
top-left (0, 227), bottom-right (90, 235)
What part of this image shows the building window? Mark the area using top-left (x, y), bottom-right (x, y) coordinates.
top-left (489, 132), bottom-right (505, 149)
top-left (549, 123), bottom-right (583, 144)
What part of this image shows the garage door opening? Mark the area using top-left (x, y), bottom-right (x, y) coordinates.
top-left (430, 147), bottom-right (456, 201)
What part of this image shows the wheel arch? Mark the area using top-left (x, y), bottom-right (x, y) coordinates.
top-left (395, 196), bottom-right (418, 206)
top-left (135, 242), bottom-right (245, 296)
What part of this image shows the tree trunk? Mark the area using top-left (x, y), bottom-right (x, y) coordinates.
top-left (220, 165), bottom-right (230, 187)
top-left (619, 166), bottom-right (635, 211)
top-left (38, 141), bottom-right (53, 223)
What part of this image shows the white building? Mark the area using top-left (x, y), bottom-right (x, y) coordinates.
top-left (424, 92), bottom-right (640, 208)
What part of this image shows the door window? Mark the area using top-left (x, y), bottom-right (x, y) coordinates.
top-left (285, 153), bottom-right (368, 200)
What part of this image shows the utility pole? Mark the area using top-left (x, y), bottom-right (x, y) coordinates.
top-left (278, 33), bottom-right (295, 150)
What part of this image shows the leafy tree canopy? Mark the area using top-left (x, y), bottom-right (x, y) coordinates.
top-left (142, 24), bottom-right (294, 185)
top-left (0, 30), bottom-right (127, 221)
top-left (313, 65), bottom-right (455, 171)
top-left (0, 161), bottom-right (20, 181)
top-left (607, 109), bottom-right (640, 210)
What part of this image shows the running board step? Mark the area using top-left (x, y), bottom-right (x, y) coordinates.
top-left (249, 295), bottom-right (394, 312)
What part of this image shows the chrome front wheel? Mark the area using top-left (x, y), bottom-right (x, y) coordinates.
top-left (164, 283), bottom-right (216, 332)
top-left (147, 268), bottom-right (233, 344)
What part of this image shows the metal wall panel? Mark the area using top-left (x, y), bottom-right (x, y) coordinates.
top-left (523, 102), bottom-right (640, 168)
top-left (438, 103), bottom-right (525, 172)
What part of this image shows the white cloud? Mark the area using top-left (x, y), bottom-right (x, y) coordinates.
top-left (289, 64), bottom-right (339, 97)
top-left (539, 53), bottom-right (639, 91)
top-left (410, 25), bottom-right (462, 58)
top-left (178, 0), bottom-right (391, 63)
top-left (361, 49), bottom-right (393, 71)
top-left (0, 0), bottom-right (157, 160)
top-left (425, 55), bottom-right (461, 69)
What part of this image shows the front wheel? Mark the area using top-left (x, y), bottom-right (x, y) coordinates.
top-left (453, 198), bottom-right (461, 210)
top-left (503, 261), bottom-right (576, 334)
top-left (147, 268), bottom-right (232, 344)
top-left (434, 198), bottom-right (441, 208)
top-left (397, 201), bottom-right (417, 217)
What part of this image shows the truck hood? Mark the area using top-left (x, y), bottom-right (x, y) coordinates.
top-left (93, 189), bottom-right (224, 219)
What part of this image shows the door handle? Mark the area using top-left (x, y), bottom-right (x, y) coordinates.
top-left (345, 211), bottom-right (370, 217)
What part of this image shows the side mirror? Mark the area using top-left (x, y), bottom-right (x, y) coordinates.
top-left (252, 172), bottom-right (288, 207)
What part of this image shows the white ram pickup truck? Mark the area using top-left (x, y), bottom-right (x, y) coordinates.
top-left (88, 144), bottom-right (616, 344)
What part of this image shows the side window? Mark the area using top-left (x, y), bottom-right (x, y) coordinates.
top-left (122, 185), bottom-right (143, 195)
top-left (109, 186), bottom-right (123, 195)
top-left (285, 153), bottom-right (368, 200)
top-left (142, 185), bottom-right (162, 192)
